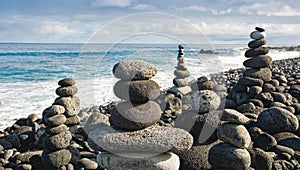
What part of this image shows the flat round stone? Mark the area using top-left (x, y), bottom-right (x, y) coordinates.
top-left (174, 70), bottom-right (190, 78)
top-left (97, 152), bottom-right (180, 170)
top-left (245, 47), bottom-right (269, 58)
top-left (250, 31), bottom-right (266, 40)
top-left (248, 39), bottom-right (267, 48)
top-left (113, 60), bottom-right (157, 80)
top-left (113, 80), bottom-right (160, 103)
top-left (110, 101), bottom-right (161, 130)
top-left (243, 55), bottom-right (272, 68)
top-left (44, 114), bottom-right (67, 127)
top-left (55, 86), bottom-right (78, 97)
top-left (88, 125), bottom-right (193, 154)
top-left (58, 78), bottom-right (75, 87)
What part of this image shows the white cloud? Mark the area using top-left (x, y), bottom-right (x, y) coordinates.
top-left (91, 0), bottom-right (135, 8)
top-left (172, 5), bottom-right (232, 15)
top-left (238, 2), bottom-right (300, 16)
top-left (34, 21), bottom-right (75, 35)
top-left (131, 4), bottom-right (156, 10)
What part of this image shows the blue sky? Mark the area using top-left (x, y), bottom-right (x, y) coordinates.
top-left (0, 0), bottom-right (299, 44)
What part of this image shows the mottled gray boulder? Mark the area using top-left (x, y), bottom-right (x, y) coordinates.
top-left (179, 141), bottom-right (220, 170)
top-left (88, 125), bottom-right (193, 154)
top-left (58, 78), bottom-right (75, 87)
top-left (45, 124), bottom-right (68, 135)
top-left (113, 60), bottom-right (157, 80)
top-left (243, 68), bottom-right (272, 82)
top-left (208, 143), bottom-right (251, 170)
top-left (41, 149), bottom-right (72, 169)
top-left (54, 96), bottom-right (80, 117)
top-left (243, 55), bottom-right (272, 68)
top-left (83, 112), bottom-right (110, 134)
top-left (113, 80), bottom-right (160, 103)
top-left (55, 86), bottom-right (78, 97)
top-left (44, 131), bottom-right (72, 151)
top-left (191, 90), bottom-right (220, 113)
top-left (110, 101), bottom-right (161, 130)
top-left (257, 107), bottom-right (299, 134)
top-left (221, 109), bottom-right (251, 124)
top-left (217, 123), bottom-right (251, 148)
top-left (97, 152), bottom-right (179, 170)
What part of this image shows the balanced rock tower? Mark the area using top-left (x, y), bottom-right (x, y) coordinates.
top-left (226, 27), bottom-right (273, 113)
top-left (41, 78), bottom-right (79, 169)
top-left (89, 60), bottom-right (193, 170)
top-left (161, 45), bottom-right (193, 126)
top-left (54, 78), bottom-right (80, 129)
top-left (173, 44), bottom-right (190, 88)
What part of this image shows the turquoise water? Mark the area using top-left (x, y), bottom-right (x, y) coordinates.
top-left (0, 43), bottom-right (299, 130)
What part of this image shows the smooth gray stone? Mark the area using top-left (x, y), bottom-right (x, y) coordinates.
top-left (221, 109), bottom-right (251, 125)
top-left (113, 60), bottom-right (157, 80)
top-left (248, 39), bottom-right (267, 48)
top-left (110, 101), bottom-right (161, 130)
top-left (97, 152), bottom-right (180, 170)
top-left (174, 70), bottom-right (190, 78)
top-left (238, 77), bottom-right (264, 87)
top-left (217, 123), bottom-right (251, 148)
top-left (245, 47), bottom-right (269, 57)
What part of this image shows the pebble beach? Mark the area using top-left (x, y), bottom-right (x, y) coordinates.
top-left (0, 28), bottom-right (300, 170)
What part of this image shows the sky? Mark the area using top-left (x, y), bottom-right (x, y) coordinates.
top-left (0, 0), bottom-right (300, 45)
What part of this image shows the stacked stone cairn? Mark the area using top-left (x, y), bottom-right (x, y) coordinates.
top-left (208, 27), bottom-right (300, 169)
top-left (53, 78), bottom-right (80, 130)
top-left (88, 60), bottom-right (193, 170)
top-left (41, 78), bottom-right (79, 169)
top-left (161, 45), bottom-right (193, 126)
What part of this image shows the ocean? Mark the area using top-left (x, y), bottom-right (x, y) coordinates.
top-left (0, 43), bottom-right (299, 130)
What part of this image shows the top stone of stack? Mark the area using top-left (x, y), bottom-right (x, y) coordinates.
top-left (113, 60), bottom-right (157, 80)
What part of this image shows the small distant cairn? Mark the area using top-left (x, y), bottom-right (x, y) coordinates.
top-left (41, 78), bottom-right (79, 169)
top-left (88, 60), bottom-right (193, 170)
top-left (53, 78), bottom-right (80, 130)
top-left (173, 44), bottom-right (190, 88)
top-left (161, 45), bottom-right (193, 125)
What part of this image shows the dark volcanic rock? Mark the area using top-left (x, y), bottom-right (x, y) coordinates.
top-left (257, 107), bottom-right (299, 134)
top-left (248, 39), bottom-right (267, 48)
top-left (113, 80), bottom-right (160, 103)
top-left (55, 86), bottom-right (78, 97)
top-left (253, 132), bottom-right (277, 151)
top-left (243, 68), bottom-right (272, 82)
top-left (243, 55), bottom-right (272, 68)
top-left (41, 149), bottom-right (72, 169)
top-left (58, 78), bottom-right (75, 87)
top-left (245, 47), bottom-right (269, 58)
top-left (208, 143), bottom-right (251, 170)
